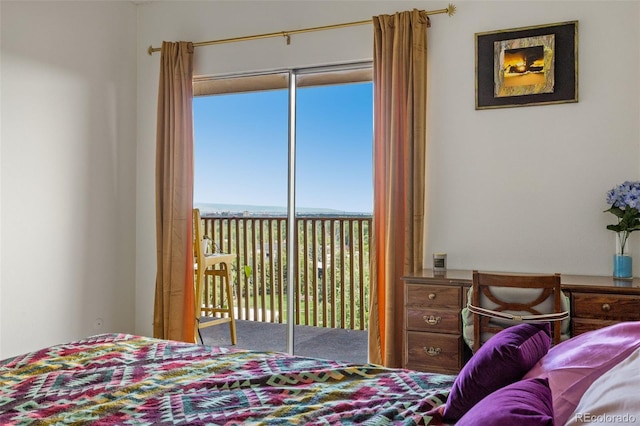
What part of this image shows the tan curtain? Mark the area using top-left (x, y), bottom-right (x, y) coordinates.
top-left (153, 41), bottom-right (196, 343)
top-left (368, 10), bottom-right (428, 367)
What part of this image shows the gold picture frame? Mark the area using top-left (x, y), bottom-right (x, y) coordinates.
top-left (475, 21), bottom-right (578, 110)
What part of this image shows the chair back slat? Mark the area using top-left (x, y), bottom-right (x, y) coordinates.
top-left (471, 270), bottom-right (564, 352)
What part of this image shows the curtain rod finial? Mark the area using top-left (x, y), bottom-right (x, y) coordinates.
top-left (447, 3), bottom-right (456, 16)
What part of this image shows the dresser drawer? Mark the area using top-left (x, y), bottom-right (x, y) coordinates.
top-left (406, 308), bottom-right (461, 333)
top-left (405, 284), bottom-right (461, 310)
top-left (405, 331), bottom-right (461, 374)
top-left (571, 318), bottom-right (621, 336)
top-left (572, 292), bottom-right (640, 321)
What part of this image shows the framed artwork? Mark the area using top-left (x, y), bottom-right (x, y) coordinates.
top-left (475, 21), bottom-right (578, 110)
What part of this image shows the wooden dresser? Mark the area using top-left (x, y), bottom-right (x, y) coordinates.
top-left (403, 269), bottom-right (640, 374)
top-left (403, 270), bottom-right (471, 374)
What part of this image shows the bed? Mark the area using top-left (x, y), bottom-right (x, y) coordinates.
top-left (0, 333), bottom-right (453, 425)
top-left (1, 322), bottom-right (639, 425)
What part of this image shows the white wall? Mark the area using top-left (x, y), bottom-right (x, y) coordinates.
top-left (0, 1), bottom-right (138, 358)
top-left (427, 2), bottom-right (640, 274)
top-left (136, 0), bottom-right (640, 336)
top-left (0, 2), bottom-right (3, 357)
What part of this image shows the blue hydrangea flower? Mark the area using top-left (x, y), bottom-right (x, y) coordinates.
top-left (605, 181), bottom-right (640, 255)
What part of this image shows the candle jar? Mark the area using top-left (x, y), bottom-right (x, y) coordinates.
top-left (433, 253), bottom-right (447, 273)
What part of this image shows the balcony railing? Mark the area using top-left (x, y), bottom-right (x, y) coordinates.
top-left (199, 214), bottom-right (371, 330)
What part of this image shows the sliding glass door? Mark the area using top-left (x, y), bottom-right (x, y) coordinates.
top-left (193, 64), bottom-right (372, 362)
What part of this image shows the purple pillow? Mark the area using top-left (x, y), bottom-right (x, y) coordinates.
top-left (442, 322), bottom-right (551, 422)
top-left (456, 378), bottom-right (554, 426)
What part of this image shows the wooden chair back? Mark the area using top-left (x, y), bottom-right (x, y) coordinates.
top-left (471, 270), bottom-right (564, 352)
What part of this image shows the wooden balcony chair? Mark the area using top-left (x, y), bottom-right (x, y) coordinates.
top-left (193, 208), bottom-right (237, 345)
top-left (468, 270), bottom-right (569, 352)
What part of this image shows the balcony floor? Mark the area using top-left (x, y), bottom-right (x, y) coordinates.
top-left (198, 318), bottom-right (369, 364)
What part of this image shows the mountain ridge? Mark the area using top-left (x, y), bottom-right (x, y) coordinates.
top-left (194, 202), bottom-right (371, 215)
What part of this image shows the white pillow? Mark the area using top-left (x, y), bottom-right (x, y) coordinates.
top-left (565, 347), bottom-right (640, 426)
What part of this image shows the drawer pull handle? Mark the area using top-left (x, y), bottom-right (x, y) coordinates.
top-left (424, 346), bottom-right (441, 357)
top-left (428, 293), bottom-right (436, 300)
top-left (423, 315), bottom-right (442, 325)
top-left (602, 303), bottom-right (611, 312)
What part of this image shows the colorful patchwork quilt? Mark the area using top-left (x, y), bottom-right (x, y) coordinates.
top-left (0, 333), bottom-right (453, 425)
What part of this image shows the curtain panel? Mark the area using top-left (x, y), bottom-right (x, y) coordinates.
top-left (153, 41), bottom-right (196, 343)
top-left (369, 10), bottom-right (428, 367)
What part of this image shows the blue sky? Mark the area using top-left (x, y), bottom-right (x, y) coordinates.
top-left (193, 82), bottom-right (373, 213)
